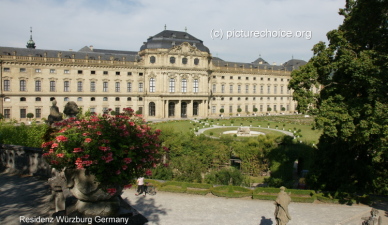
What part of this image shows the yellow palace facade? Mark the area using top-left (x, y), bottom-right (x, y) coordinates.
top-left (0, 29), bottom-right (309, 122)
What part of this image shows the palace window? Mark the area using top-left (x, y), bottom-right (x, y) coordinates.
top-left (20, 80), bottom-right (26, 91)
top-left (3, 68), bottom-right (10, 72)
top-left (115, 82), bottom-right (120, 92)
top-left (274, 86), bottom-right (277, 94)
top-left (20, 97), bottom-right (26, 101)
top-left (267, 85), bottom-right (270, 94)
top-left (127, 82), bottom-right (132, 92)
top-left (281, 86), bottom-right (284, 94)
top-left (49, 81), bottom-right (55, 91)
top-left (253, 85), bottom-right (257, 94)
top-left (229, 85), bottom-right (233, 93)
top-left (90, 81), bottom-right (96, 92)
top-left (212, 84), bottom-right (216, 93)
top-left (35, 80), bottom-right (41, 91)
top-left (103, 71), bottom-right (108, 75)
top-left (20, 68), bottom-right (26, 72)
top-left (4, 80), bottom-right (10, 91)
top-left (193, 79), bottom-right (199, 93)
top-left (245, 85), bottom-right (249, 93)
top-left (138, 83), bottom-right (143, 92)
top-left (35, 108), bottom-right (41, 118)
top-left (182, 57), bottom-right (188, 65)
top-left (221, 84), bottom-right (225, 93)
top-left (77, 81), bottom-right (83, 92)
top-left (64, 81), bottom-right (70, 92)
top-left (64, 70), bottom-right (70, 74)
top-left (149, 78), bottom-right (155, 92)
top-left (35, 97), bottom-right (41, 101)
top-left (181, 79), bottom-right (187, 93)
top-left (149, 102), bottom-right (156, 116)
top-left (4, 109), bottom-right (10, 119)
top-left (116, 71), bottom-right (120, 75)
top-left (170, 57), bottom-right (176, 64)
top-left (169, 78), bottom-right (175, 92)
top-left (238, 85), bottom-right (241, 93)
top-left (103, 82), bottom-right (108, 92)
top-left (50, 69), bottom-right (56, 73)
top-left (194, 58), bottom-right (199, 65)
top-left (150, 56), bottom-right (156, 64)
top-left (20, 109), bottom-right (26, 118)
top-left (35, 69), bottom-right (41, 73)
top-left (77, 70), bottom-right (83, 74)
top-left (91, 70), bottom-right (96, 75)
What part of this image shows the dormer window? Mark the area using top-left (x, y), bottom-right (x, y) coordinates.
top-left (170, 57), bottom-right (176, 64)
top-left (182, 57), bottom-right (188, 65)
top-left (194, 58), bottom-right (199, 65)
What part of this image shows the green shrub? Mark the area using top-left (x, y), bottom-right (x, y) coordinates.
top-left (211, 185), bottom-right (252, 198)
top-left (0, 122), bottom-right (47, 148)
top-left (204, 167), bottom-right (244, 186)
top-left (144, 179), bottom-right (162, 188)
top-left (159, 185), bottom-right (186, 193)
top-left (151, 165), bottom-right (173, 180)
top-left (159, 181), bottom-right (212, 195)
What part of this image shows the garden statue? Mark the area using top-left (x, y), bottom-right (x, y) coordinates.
top-left (47, 100), bottom-right (63, 125)
top-left (274, 186), bottom-right (291, 225)
top-left (362, 208), bottom-right (381, 225)
top-left (63, 101), bottom-right (79, 118)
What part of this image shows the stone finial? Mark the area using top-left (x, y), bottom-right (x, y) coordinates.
top-left (47, 100), bottom-right (63, 125)
top-left (63, 101), bottom-right (79, 118)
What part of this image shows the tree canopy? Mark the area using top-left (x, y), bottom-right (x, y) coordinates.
top-left (290, 0), bottom-right (388, 194)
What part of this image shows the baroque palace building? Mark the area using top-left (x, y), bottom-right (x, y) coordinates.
top-left (0, 28), bottom-right (309, 122)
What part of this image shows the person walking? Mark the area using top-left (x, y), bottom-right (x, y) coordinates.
top-left (135, 177), bottom-right (145, 196)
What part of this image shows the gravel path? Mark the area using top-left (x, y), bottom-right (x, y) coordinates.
top-left (1, 172), bottom-right (387, 225)
top-left (122, 188), bottom-right (371, 225)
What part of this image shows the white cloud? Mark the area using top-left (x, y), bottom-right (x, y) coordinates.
top-left (0, 0), bottom-right (345, 63)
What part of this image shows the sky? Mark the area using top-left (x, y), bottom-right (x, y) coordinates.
top-left (0, 0), bottom-right (345, 64)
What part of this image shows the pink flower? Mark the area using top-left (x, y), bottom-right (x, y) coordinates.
top-left (96, 131), bottom-right (102, 135)
top-left (123, 158), bottom-right (132, 164)
top-left (41, 141), bottom-right (53, 148)
top-left (49, 149), bottom-right (54, 153)
top-left (56, 153), bottom-right (65, 158)
top-left (56, 135), bottom-right (68, 142)
top-left (122, 165), bottom-right (128, 170)
top-left (51, 143), bottom-right (59, 148)
top-left (42, 153), bottom-right (50, 157)
top-left (73, 148), bottom-right (83, 153)
top-left (107, 188), bottom-right (116, 195)
top-left (82, 154), bottom-right (90, 159)
top-left (99, 146), bottom-right (108, 151)
top-left (51, 160), bottom-right (59, 165)
top-left (104, 156), bottom-right (113, 163)
top-left (145, 169), bottom-right (152, 176)
top-left (75, 158), bottom-right (84, 169)
top-left (83, 133), bottom-right (89, 136)
top-left (116, 170), bottom-right (121, 175)
top-left (84, 138), bottom-right (92, 143)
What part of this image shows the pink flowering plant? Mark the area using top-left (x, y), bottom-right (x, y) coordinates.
top-left (42, 108), bottom-right (166, 188)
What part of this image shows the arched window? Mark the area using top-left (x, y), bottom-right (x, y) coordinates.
top-left (4, 97), bottom-right (11, 102)
top-left (115, 97), bottom-right (120, 101)
top-left (35, 97), bottom-right (41, 101)
top-left (194, 58), bottom-right (199, 65)
top-left (91, 97), bottom-right (95, 101)
top-left (127, 97), bottom-right (132, 101)
top-left (182, 57), bottom-right (188, 65)
top-left (149, 102), bottom-right (156, 116)
top-left (20, 97), bottom-right (26, 101)
top-left (50, 97), bottom-right (56, 101)
top-left (170, 57), bottom-right (176, 64)
top-left (77, 97), bottom-right (83, 101)
top-left (168, 102), bottom-right (175, 117)
top-left (150, 56), bottom-right (156, 64)
top-left (193, 102), bottom-right (199, 116)
top-left (64, 97), bottom-right (69, 101)
top-left (103, 97), bottom-right (108, 101)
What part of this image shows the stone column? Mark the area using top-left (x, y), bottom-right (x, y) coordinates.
top-left (177, 100), bottom-right (181, 118)
top-left (187, 100), bottom-right (193, 118)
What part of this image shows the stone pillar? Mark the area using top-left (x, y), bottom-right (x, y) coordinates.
top-left (187, 100), bottom-right (193, 118)
top-left (177, 100), bottom-right (181, 118)
top-left (165, 100), bottom-right (168, 118)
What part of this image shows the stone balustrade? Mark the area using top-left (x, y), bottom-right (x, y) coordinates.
top-left (0, 144), bottom-right (51, 177)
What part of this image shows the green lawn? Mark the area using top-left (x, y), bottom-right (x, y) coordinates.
top-left (150, 116), bottom-right (322, 143)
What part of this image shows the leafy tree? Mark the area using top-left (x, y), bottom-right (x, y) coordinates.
top-left (219, 108), bottom-right (224, 114)
top-left (237, 108), bottom-right (242, 113)
top-left (292, 0), bottom-right (388, 194)
top-left (27, 113), bottom-right (34, 119)
top-left (0, 113), bottom-right (4, 120)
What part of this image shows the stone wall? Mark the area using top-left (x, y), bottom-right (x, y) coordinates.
top-left (0, 144), bottom-right (52, 177)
